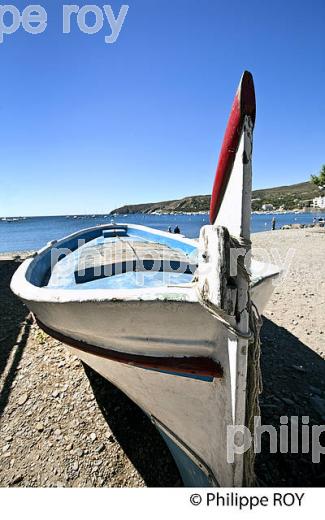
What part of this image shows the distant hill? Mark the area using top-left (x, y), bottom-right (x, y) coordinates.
top-left (251, 181), bottom-right (320, 210)
top-left (110, 195), bottom-right (210, 214)
top-left (110, 181), bottom-right (320, 214)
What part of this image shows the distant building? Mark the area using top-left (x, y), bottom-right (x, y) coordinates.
top-left (261, 203), bottom-right (274, 211)
top-left (313, 196), bottom-right (325, 209)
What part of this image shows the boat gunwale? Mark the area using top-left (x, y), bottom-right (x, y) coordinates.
top-left (10, 222), bottom-right (200, 304)
top-left (11, 223), bottom-right (280, 305)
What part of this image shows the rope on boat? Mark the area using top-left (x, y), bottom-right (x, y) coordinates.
top-left (194, 233), bottom-right (253, 339)
top-left (230, 231), bottom-right (263, 483)
top-left (195, 292), bottom-right (254, 340)
top-left (197, 283), bottom-right (263, 486)
top-left (243, 298), bottom-right (263, 487)
top-left (230, 235), bottom-right (252, 249)
top-left (196, 231), bottom-right (263, 486)
top-left (226, 234), bottom-right (263, 485)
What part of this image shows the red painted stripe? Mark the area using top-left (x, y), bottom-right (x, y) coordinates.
top-left (36, 318), bottom-right (223, 379)
top-left (210, 71), bottom-right (256, 225)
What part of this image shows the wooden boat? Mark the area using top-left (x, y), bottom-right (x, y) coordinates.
top-left (11, 71), bottom-right (279, 487)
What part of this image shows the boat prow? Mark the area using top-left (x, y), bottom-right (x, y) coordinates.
top-left (11, 71), bottom-right (280, 487)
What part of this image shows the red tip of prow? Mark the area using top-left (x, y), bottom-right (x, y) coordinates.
top-left (238, 70), bottom-right (256, 126)
top-left (209, 71), bottom-right (256, 225)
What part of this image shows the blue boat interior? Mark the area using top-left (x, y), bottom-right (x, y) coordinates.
top-left (28, 225), bottom-right (199, 290)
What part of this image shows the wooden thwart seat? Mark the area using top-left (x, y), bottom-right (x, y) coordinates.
top-left (74, 240), bottom-right (197, 284)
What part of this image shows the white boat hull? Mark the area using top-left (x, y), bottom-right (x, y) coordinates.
top-left (10, 72), bottom-right (280, 487)
top-left (12, 244), bottom-right (278, 487)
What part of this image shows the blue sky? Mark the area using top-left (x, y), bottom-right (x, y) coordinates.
top-left (1, 0), bottom-right (324, 216)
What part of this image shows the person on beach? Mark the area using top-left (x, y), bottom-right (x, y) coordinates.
top-left (174, 225), bottom-right (180, 234)
top-left (272, 217), bottom-right (276, 230)
top-left (168, 226), bottom-right (172, 233)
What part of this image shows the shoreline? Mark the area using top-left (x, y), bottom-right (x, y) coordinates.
top-left (1, 209), bottom-right (325, 219)
top-left (1, 223), bottom-right (324, 259)
top-left (1, 211), bottom-right (325, 256)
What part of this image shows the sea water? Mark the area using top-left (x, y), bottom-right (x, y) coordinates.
top-left (0, 211), bottom-right (324, 253)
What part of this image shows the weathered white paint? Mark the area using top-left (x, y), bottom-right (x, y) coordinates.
top-left (197, 225), bottom-right (236, 315)
top-left (215, 117), bottom-right (253, 240)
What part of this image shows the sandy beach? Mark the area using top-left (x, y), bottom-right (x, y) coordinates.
top-left (0, 228), bottom-right (324, 487)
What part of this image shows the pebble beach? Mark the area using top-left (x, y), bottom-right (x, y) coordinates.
top-left (0, 227), bottom-right (324, 487)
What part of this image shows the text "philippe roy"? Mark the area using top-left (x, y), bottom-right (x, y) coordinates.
top-left (0, 4), bottom-right (129, 44)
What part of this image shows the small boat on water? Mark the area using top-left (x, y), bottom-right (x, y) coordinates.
top-left (11, 72), bottom-right (279, 487)
top-left (2, 217), bottom-right (21, 222)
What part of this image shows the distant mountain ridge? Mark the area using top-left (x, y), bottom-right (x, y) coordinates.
top-left (110, 181), bottom-right (320, 214)
top-left (110, 195), bottom-right (210, 215)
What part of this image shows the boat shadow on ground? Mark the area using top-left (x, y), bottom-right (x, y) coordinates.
top-left (0, 259), bottom-right (32, 418)
top-left (83, 363), bottom-right (182, 487)
top-left (85, 317), bottom-right (325, 488)
top-left (257, 317), bottom-right (325, 486)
